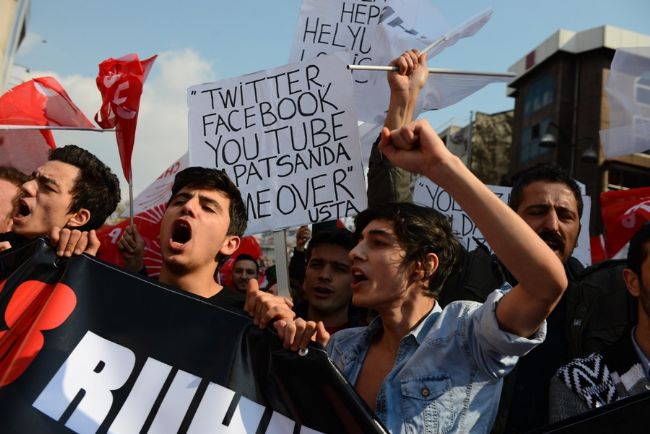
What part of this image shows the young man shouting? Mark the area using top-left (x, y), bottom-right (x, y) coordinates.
top-left (157, 167), bottom-right (249, 306)
top-left (247, 119), bottom-right (567, 433)
top-left (1, 145), bottom-right (120, 258)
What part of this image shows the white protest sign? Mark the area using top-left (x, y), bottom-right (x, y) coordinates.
top-left (413, 176), bottom-right (592, 266)
top-left (601, 47), bottom-right (650, 158)
top-left (290, 0), bottom-right (501, 124)
top-left (188, 53), bottom-right (367, 234)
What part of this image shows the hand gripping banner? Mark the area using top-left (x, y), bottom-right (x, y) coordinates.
top-left (0, 240), bottom-right (386, 434)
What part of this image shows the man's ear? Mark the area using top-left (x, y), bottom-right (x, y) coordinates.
top-left (66, 208), bottom-right (91, 229)
top-left (220, 235), bottom-right (241, 257)
top-left (623, 268), bottom-right (640, 297)
top-left (413, 252), bottom-right (439, 280)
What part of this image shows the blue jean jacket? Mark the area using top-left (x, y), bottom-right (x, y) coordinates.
top-left (326, 286), bottom-right (545, 434)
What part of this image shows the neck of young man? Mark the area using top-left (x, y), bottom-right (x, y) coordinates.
top-left (159, 265), bottom-right (223, 299)
top-left (376, 289), bottom-right (436, 350)
top-left (307, 304), bottom-right (349, 328)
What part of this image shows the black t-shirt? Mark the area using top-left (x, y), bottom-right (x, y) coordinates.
top-left (205, 286), bottom-right (247, 311)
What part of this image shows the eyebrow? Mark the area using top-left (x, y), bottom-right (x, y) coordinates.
top-left (198, 194), bottom-right (223, 211)
top-left (525, 203), bottom-right (577, 215)
top-left (366, 228), bottom-right (395, 238)
top-left (309, 257), bottom-right (350, 267)
top-left (32, 171), bottom-right (60, 191)
top-left (171, 191), bottom-right (224, 212)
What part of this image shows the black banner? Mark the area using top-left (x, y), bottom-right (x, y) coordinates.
top-left (0, 239), bottom-right (386, 433)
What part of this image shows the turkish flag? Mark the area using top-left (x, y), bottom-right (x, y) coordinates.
top-left (0, 77), bottom-right (94, 174)
top-left (96, 204), bottom-right (165, 276)
top-left (95, 54), bottom-right (157, 182)
top-left (601, 187), bottom-right (650, 258)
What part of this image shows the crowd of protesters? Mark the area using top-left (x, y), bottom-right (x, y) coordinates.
top-left (1, 48), bottom-right (647, 433)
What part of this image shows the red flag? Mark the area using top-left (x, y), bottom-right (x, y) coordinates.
top-left (589, 235), bottom-right (607, 264)
top-left (0, 77), bottom-right (94, 173)
top-left (95, 54), bottom-right (157, 182)
top-left (96, 204), bottom-right (165, 276)
top-left (601, 187), bottom-right (650, 258)
top-left (218, 236), bottom-right (264, 287)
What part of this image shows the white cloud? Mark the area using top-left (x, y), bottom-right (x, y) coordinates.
top-left (10, 48), bottom-right (219, 198)
top-left (16, 32), bottom-right (46, 56)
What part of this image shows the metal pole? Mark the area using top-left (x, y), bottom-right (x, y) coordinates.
top-left (273, 230), bottom-right (290, 298)
top-left (466, 111), bottom-right (474, 170)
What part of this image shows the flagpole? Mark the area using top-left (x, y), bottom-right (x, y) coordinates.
top-left (346, 64), bottom-right (515, 79)
top-left (129, 179), bottom-right (134, 227)
top-left (0, 125), bottom-right (116, 131)
top-left (420, 35), bottom-right (447, 56)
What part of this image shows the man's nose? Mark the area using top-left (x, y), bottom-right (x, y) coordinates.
top-left (22, 179), bottom-right (37, 197)
top-left (542, 210), bottom-right (560, 231)
top-left (318, 265), bottom-right (333, 281)
top-left (349, 243), bottom-right (364, 262)
top-left (180, 198), bottom-right (198, 216)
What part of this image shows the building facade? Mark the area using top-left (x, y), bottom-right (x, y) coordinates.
top-left (507, 25), bottom-right (650, 232)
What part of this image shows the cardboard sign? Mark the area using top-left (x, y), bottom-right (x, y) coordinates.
top-left (188, 53), bottom-right (366, 234)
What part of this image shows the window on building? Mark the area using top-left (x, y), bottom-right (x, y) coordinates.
top-left (519, 118), bottom-right (552, 163)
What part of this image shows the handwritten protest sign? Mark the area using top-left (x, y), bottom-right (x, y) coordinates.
top-left (414, 176), bottom-right (592, 266)
top-left (290, 1), bottom-right (501, 124)
top-left (188, 53), bottom-right (366, 234)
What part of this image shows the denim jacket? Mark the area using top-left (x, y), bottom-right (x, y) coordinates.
top-left (326, 286), bottom-right (546, 434)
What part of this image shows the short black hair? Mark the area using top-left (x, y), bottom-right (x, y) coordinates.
top-left (306, 228), bottom-right (357, 261)
top-left (170, 167), bottom-right (247, 269)
top-left (49, 145), bottom-right (120, 230)
top-left (234, 253), bottom-right (259, 273)
top-left (354, 203), bottom-right (461, 297)
top-left (509, 163), bottom-right (583, 218)
top-left (628, 223), bottom-right (650, 279)
top-left (0, 166), bottom-right (29, 186)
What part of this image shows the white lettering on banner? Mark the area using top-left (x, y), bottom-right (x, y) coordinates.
top-left (109, 358), bottom-right (172, 434)
top-left (32, 331), bottom-right (324, 434)
top-left (188, 53), bottom-right (366, 234)
top-left (33, 331), bottom-right (136, 433)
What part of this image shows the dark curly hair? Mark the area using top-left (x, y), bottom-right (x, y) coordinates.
top-left (509, 163), bottom-right (583, 218)
top-left (354, 202), bottom-right (461, 297)
top-left (306, 228), bottom-right (358, 261)
top-left (49, 145), bottom-right (120, 230)
top-left (0, 166), bottom-right (29, 186)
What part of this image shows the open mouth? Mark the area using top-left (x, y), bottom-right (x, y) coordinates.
top-left (15, 199), bottom-right (31, 218)
top-left (312, 286), bottom-right (334, 296)
top-left (352, 269), bottom-right (367, 285)
top-left (539, 231), bottom-right (565, 254)
top-left (171, 220), bottom-right (192, 245)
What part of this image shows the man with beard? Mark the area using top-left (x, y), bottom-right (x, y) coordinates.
top-left (0, 145), bottom-right (120, 258)
top-left (438, 164), bottom-right (637, 433)
top-left (549, 223), bottom-right (650, 422)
